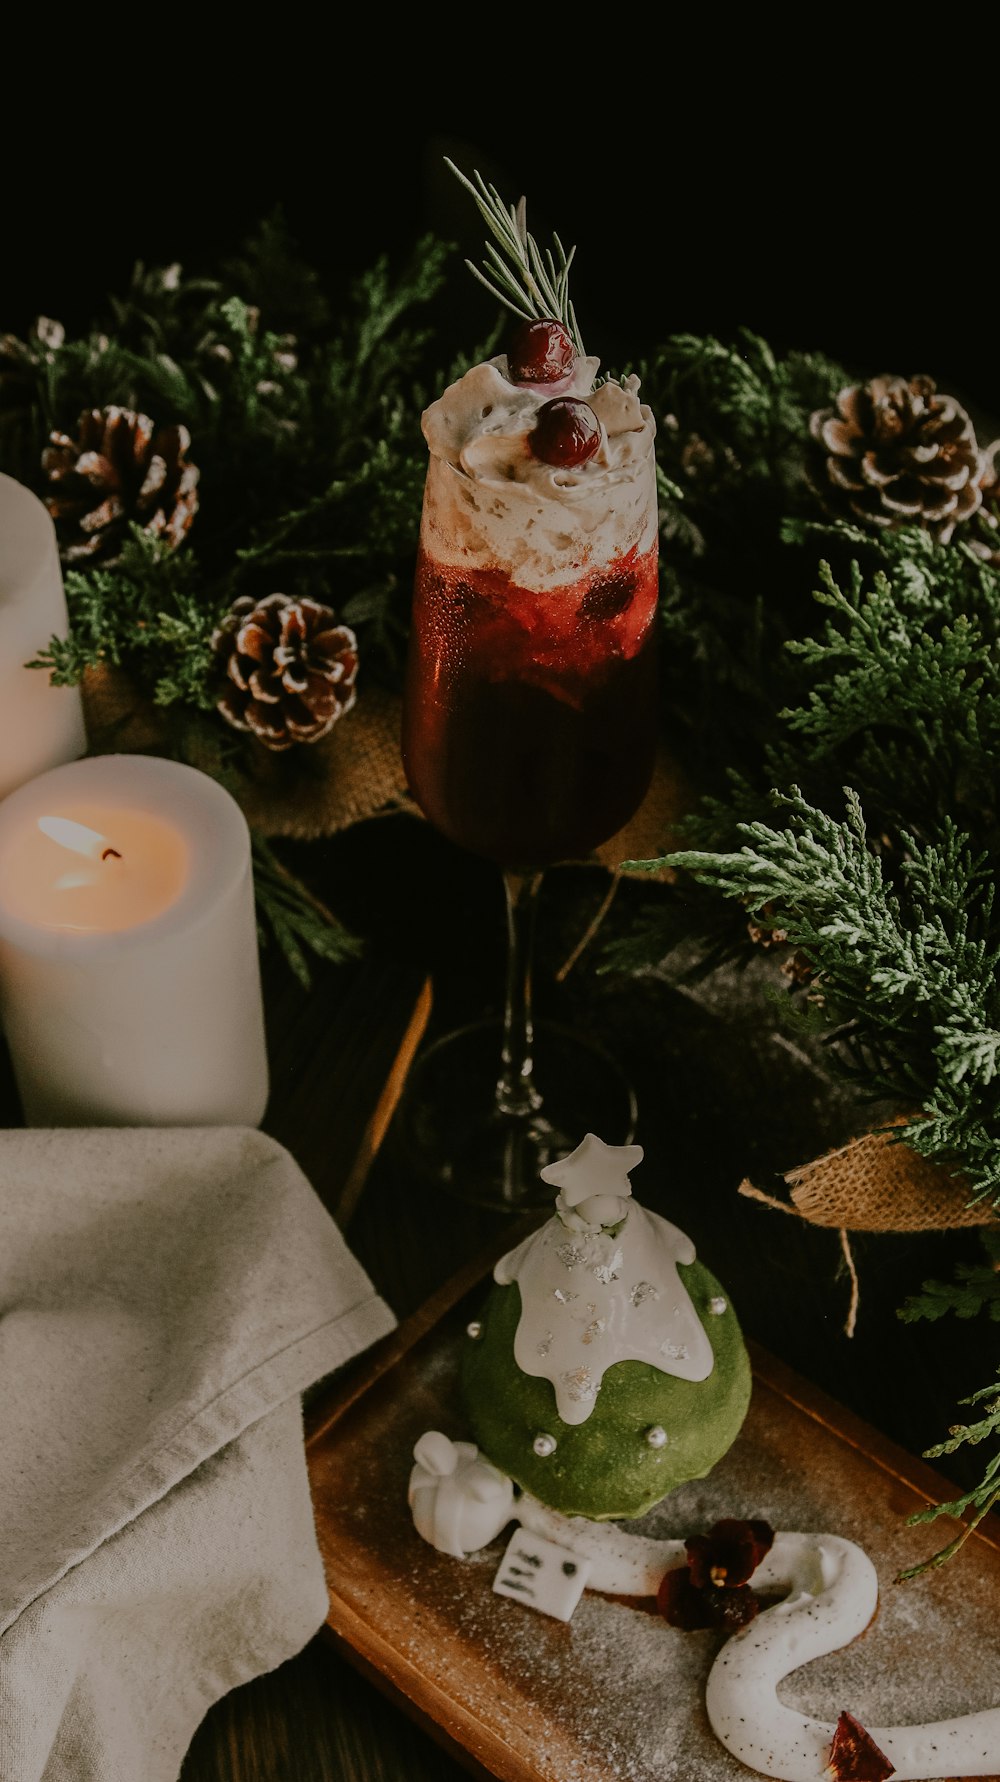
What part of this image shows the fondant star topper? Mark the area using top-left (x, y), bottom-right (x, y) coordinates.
top-left (540, 1134), bottom-right (644, 1208)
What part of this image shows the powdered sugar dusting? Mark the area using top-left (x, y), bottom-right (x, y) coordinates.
top-left (314, 1308), bottom-right (1000, 1782)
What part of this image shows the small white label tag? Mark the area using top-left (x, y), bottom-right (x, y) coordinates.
top-left (492, 1524), bottom-right (592, 1622)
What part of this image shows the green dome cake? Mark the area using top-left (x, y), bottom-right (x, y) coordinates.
top-left (461, 1135), bottom-right (752, 1521)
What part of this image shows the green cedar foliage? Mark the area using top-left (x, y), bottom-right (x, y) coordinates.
top-left (8, 221), bottom-right (461, 696)
top-left (1, 213), bottom-right (468, 984)
top-left (612, 344), bottom-right (1000, 1570)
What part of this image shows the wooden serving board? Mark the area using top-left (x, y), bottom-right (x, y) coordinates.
top-left (305, 1251), bottom-right (1000, 1782)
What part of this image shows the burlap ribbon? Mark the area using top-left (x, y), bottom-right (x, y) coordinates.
top-left (741, 1116), bottom-right (998, 1336)
top-left (81, 667), bottom-right (414, 841)
top-left (743, 1114), bottom-right (997, 1232)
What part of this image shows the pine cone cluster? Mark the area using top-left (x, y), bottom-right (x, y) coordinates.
top-left (808, 374), bottom-right (984, 542)
top-left (42, 406), bottom-right (200, 563)
top-left (212, 592), bottom-right (359, 751)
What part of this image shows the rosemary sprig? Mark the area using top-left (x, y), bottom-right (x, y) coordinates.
top-left (444, 157), bottom-right (584, 354)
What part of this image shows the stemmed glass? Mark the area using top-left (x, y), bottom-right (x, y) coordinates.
top-left (397, 167), bottom-right (660, 1211)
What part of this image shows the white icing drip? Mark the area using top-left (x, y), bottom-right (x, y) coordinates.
top-left (515, 1496), bottom-right (1000, 1780)
top-left (493, 1203), bottom-right (714, 1426)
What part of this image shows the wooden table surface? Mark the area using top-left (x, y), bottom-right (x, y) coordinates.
top-left (4, 806), bottom-right (993, 1781)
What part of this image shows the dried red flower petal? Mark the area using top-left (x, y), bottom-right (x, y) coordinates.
top-left (686, 1517), bottom-right (775, 1589)
top-left (657, 1565), bottom-right (716, 1629)
top-left (824, 1710), bottom-right (895, 1780)
top-left (657, 1515), bottom-right (776, 1634)
top-left (656, 1565), bottom-right (760, 1633)
top-left (702, 1582), bottom-right (760, 1634)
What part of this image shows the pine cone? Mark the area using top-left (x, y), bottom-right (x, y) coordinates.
top-left (212, 592), bottom-right (359, 751)
top-left (967, 438), bottom-right (1000, 568)
top-left (41, 405), bottom-right (200, 563)
top-left (808, 374), bottom-right (984, 541)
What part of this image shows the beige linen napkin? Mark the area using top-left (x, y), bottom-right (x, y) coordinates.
top-left (0, 1125), bottom-right (396, 1782)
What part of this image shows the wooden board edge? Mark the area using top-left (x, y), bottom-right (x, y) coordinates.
top-left (318, 1610), bottom-right (536, 1782)
top-left (747, 1338), bottom-right (1000, 1558)
top-left (303, 1215), bottom-right (541, 1449)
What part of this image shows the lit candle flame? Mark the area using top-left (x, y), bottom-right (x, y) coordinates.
top-left (37, 816), bottom-right (122, 887)
top-left (38, 815), bottom-right (108, 859)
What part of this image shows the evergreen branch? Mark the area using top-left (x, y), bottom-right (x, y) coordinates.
top-left (895, 1228), bottom-right (1000, 1570)
top-left (29, 527), bottom-right (221, 707)
top-left (779, 563), bottom-right (1000, 787)
top-left (251, 835), bottom-right (362, 990)
top-left (898, 1236), bottom-right (1000, 1324)
top-left (896, 1361), bottom-right (1000, 1578)
top-left (628, 787), bottom-right (1000, 1204)
top-left (896, 1479), bottom-right (1000, 1579)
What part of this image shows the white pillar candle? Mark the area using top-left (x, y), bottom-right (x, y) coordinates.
top-left (0, 472), bottom-right (87, 801)
top-left (0, 753), bottom-right (269, 1127)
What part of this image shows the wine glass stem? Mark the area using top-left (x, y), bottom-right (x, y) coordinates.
top-left (496, 868), bottom-right (545, 1120)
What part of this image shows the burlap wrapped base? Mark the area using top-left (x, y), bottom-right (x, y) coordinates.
top-left (81, 667), bottom-right (416, 840)
top-left (80, 667), bottom-right (695, 867)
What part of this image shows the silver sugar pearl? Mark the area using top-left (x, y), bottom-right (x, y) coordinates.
top-left (708, 1295), bottom-right (728, 1316)
top-left (645, 1425), bottom-right (669, 1449)
top-left (533, 1432), bottom-right (557, 1458)
top-left (466, 1320), bottom-right (483, 1339)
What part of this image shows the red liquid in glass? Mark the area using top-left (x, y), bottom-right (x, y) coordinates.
top-left (401, 539), bottom-right (660, 868)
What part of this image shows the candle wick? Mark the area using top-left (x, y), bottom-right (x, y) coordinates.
top-left (101, 848), bottom-right (122, 861)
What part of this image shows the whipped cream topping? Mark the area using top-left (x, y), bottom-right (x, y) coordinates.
top-left (493, 1202), bottom-right (714, 1426)
top-left (418, 352), bottom-right (658, 591)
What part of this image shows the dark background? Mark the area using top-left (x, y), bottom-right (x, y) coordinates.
top-left (4, 60), bottom-right (998, 422)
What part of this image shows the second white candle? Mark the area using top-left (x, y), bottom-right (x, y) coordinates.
top-left (0, 472), bottom-right (87, 802)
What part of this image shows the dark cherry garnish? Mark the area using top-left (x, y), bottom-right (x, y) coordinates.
top-left (507, 317), bottom-right (575, 384)
top-left (529, 397), bottom-right (602, 468)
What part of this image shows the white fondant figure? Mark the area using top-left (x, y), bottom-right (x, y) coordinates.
top-left (408, 1431), bottom-right (514, 1559)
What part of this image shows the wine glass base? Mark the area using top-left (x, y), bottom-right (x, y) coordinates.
top-left (397, 1017), bottom-right (638, 1212)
